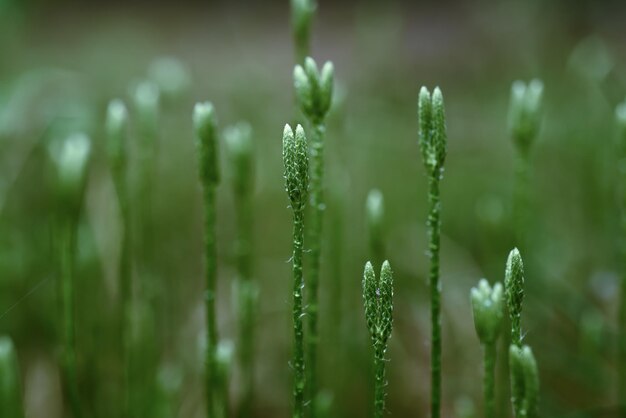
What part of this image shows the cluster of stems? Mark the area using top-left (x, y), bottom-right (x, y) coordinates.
top-left (293, 56), bottom-right (334, 414)
top-left (616, 98), bottom-right (626, 405)
top-left (52, 133), bottom-right (92, 418)
top-left (193, 102), bottom-right (226, 418)
top-left (224, 122), bottom-right (258, 417)
top-left (0, 336), bottom-right (25, 417)
top-left (417, 86), bottom-right (447, 418)
top-left (282, 124), bottom-right (309, 418)
top-left (504, 248), bottom-right (539, 418)
top-left (362, 261), bottom-right (394, 418)
top-left (470, 279), bottom-right (504, 418)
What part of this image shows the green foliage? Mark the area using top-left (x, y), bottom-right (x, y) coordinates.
top-left (362, 260), bottom-right (394, 418)
top-left (418, 86), bottom-right (447, 179)
top-left (105, 99), bottom-right (129, 175)
top-left (194, 102), bottom-right (220, 187)
top-left (417, 85), bottom-right (448, 418)
top-left (471, 280), bottom-right (504, 346)
top-left (509, 345), bottom-right (539, 418)
top-left (504, 248), bottom-right (525, 347)
top-left (294, 57), bottom-right (334, 124)
top-left (283, 123), bottom-right (309, 418)
top-left (0, 336), bottom-right (24, 418)
top-left (507, 80), bottom-right (543, 156)
top-left (50, 133), bottom-right (92, 216)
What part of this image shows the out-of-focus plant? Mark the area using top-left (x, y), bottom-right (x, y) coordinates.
top-left (509, 345), bottom-right (539, 418)
top-left (0, 336), bottom-right (25, 418)
top-left (291, 0), bottom-right (316, 63)
top-left (366, 189), bottom-right (385, 269)
top-left (616, 98), bottom-right (626, 405)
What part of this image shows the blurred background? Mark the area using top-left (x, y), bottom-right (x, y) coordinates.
top-left (1, 0), bottom-right (626, 417)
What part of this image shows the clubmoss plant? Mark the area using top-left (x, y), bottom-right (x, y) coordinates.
top-left (509, 345), bottom-right (539, 418)
top-left (471, 279), bottom-right (504, 418)
top-left (293, 56), bottom-right (333, 413)
top-left (290, 0), bottom-right (316, 63)
top-left (362, 261), bottom-right (394, 418)
top-left (105, 99), bottom-right (133, 417)
top-left (51, 132), bottom-right (91, 418)
top-left (417, 86), bottom-right (447, 418)
top-left (193, 102), bottom-right (222, 418)
top-left (504, 248), bottom-right (524, 347)
top-left (508, 80), bottom-right (543, 247)
top-left (366, 189), bottom-right (385, 269)
top-left (617, 97), bottom-right (626, 404)
top-left (0, 336), bottom-right (25, 418)
top-left (283, 124), bottom-right (309, 418)
top-left (224, 122), bottom-right (259, 417)
top-left (215, 340), bottom-right (235, 418)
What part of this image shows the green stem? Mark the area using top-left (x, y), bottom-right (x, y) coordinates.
top-left (483, 343), bottom-right (496, 418)
top-left (235, 188), bottom-right (256, 417)
top-left (203, 185), bottom-right (219, 418)
top-left (292, 209), bottom-right (306, 418)
top-left (428, 176), bottom-right (442, 418)
top-left (374, 342), bottom-right (387, 418)
top-left (307, 122), bottom-right (324, 414)
top-left (513, 154), bottom-right (530, 253)
top-left (619, 272), bottom-right (626, 403)
top-left (60, 219), bottom-right (81, 418)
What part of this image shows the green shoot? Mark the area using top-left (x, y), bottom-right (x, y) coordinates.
top-left (0, 336), bottom-right (25, 418)
top-left (293, 56), bottom-right (334, 414)
top-left (362, 261), bottom-right (394, 418)
top-left (509, 345), bottom-right (539, 418)
top-left (471, 279), bottom-right (504, 418)
top-left (193, 102), bottom-right (222, 418)
top-left (283, 123), bottom-right (309, 418)
top-left (290, 0), bottom-right (316, 64)
top-left (51, 132), bottom-right (91, 418)
top-left (224, 122), bottom-right (259, 417)
top-left (417, 86), bottom-right (447, 418)
top-left (366, 189), bottom-right (385, 269)
top-left (504, 248), bottom-right (524, 347)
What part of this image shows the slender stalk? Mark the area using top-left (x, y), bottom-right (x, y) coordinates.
top-left (428, 176), bottom-right (442, 418)
top-left (291, 0), bottom-right (316, 64)
top-left (366, 189), bottom-right (385, 269)
top-left (283, 124), bottom-right (309, 418)
top-left (225, 123), bottom-right (257, 417)
top-left (292, 209), bottom-right (306, 418)
top-left (307, 121), bottom-right (324, 410)
top-left (193, 102), bottom-right (221, 418)
top-left (483, 343), bottom-right (496, 418)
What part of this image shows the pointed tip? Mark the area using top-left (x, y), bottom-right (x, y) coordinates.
top-left (295, 124), bottom-right (305, 137)
top-left (432, 86), bottom-right (444, 104)
top-left (381, 259), bottom-right (391, 271)
top-left (364, 261), bottom-right (374, 274)
top-left (419, 86), bottom-right (430, 99)
top-left (283, 123), bottom-right (293, 136)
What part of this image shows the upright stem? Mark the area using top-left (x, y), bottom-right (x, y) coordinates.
top-left (374, 342), bottom-right (387, 418)
top-left (483, 343), bottom-right (496, 418)
top-left (60, 219), bottom-right (81, 418)
top-left (203, 185), bottom-right (219, 418)
top-left (307, 122), bottom-right (324, 413)
top-left (513, 154), bottom-right (530, 252)
top-left (292, 209), bottom-right (306, 418)
top-left (428, 176), bottom-right (442, 418)
top-left (235, 188), bottom-right (256, 417)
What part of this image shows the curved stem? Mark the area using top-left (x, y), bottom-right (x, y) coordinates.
top-left (307, 122), bottom-right (324, 415)
top-left (428, 177), bottom-right (442, 418)
top-left (292, 209), bottom-right (306, 418)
